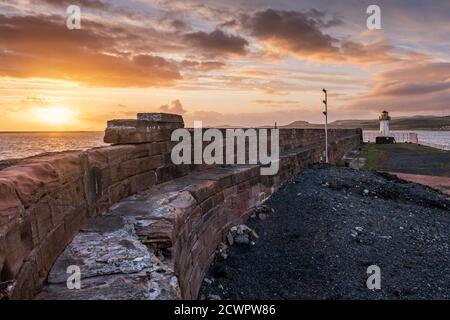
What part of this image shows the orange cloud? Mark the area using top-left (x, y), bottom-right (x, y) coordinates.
top-left (0, 14), bottom-right (181, 87)
top-left (345, 62), bottom-right (450, 113)
top-left (159, 100), bottom-right (187, 114)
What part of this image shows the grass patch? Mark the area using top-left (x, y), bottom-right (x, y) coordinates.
top-left (361, 143), bottom-right (450, 174)
top-left (362, 144), bottom-right (387, 170)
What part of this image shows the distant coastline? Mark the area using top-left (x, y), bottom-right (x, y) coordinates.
top-left (282, 115), bottom-right (450, 131)
top-left (0, 131), bottom-right (103, 134)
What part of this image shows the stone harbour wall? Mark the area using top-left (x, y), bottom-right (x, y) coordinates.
top-left (0, 113), bottom-right (362, 299)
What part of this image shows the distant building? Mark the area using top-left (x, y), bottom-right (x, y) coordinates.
top-left (379, 110), bottom-right (391, 137)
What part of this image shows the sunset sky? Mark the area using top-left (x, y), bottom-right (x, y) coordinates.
top-left (1, 0), bottom-right (449, 131)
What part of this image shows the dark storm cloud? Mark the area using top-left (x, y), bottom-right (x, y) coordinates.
top-left (239, 8), bottom-right (397, 65)
top-left (240, 9), bottom-right (340, 56)
top-left (184, 29), bottom-right (249, 56)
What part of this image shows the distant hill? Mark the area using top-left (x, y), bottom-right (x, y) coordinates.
top-left (283, 115), bottom-right (450, 131)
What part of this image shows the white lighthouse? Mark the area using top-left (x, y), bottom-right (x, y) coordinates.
top-left (379, 110), bottom-right (391, 137)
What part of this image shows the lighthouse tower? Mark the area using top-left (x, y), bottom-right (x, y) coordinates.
top-left (379, 110), bottom-right (391, 137)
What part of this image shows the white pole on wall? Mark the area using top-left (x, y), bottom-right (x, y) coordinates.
top-left (322, 88), bottom-right (329, 163)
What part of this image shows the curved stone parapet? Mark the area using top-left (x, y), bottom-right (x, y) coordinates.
top-left (0, 113), bottom-right (362, 299)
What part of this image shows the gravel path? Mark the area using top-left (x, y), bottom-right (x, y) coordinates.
top-left (199, 165), bottom-right (450, 300)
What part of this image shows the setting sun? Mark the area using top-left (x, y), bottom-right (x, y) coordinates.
top-left (34, 107), bottom-right (75, 125)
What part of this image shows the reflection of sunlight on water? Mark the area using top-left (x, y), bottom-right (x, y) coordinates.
top-left (0, 132), bottom-right (107, 160)
top-left (363, 130), bottom-right (450, 149)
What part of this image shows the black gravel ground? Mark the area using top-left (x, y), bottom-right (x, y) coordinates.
top-left (199, 165), bottom-right (450, 300)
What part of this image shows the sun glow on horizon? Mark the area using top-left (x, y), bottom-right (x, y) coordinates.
top-left (34, 107), bottom-right (75, 125)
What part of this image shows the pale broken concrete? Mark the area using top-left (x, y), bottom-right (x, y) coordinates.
top-left (36, 191), bottom-right (191, 300)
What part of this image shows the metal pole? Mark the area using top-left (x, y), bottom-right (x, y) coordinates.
top-left (322, 89), bottom-right (329, 163)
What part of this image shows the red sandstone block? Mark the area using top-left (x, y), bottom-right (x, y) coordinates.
top-left (104, 125), bottom-right (174, 145)
top-left (0, 234), bottom-right (5, 282)
top-left (9, 252), bottom-right (39, 300)
top-left (107, 179), bottom-right (131, 207)
top-left (157, 141), bottom-right (174, 154)
top-left (89, 193), bottom-right (109, 217)
top-left (116, 159), bottom-right (139, 181)
top-left (104, 163), bottom-right (119, 187)
top-left (156, 165), bottom-right (176, 184)
top-left (28, 201), bottom-right (53, 244)
top-left (105, 145), bottom-right (135, 164)
top-left (231, 166), bottom-right (259, 185)
top-left (148, 142), bottom-right (162, 156)
top-left (185, 179), bottom-right (220, 203)
top-left (63, 207), bottom-right (88, 241)
top-left (35, 223), bottom-right (68, 279)
top-left (189, 168), bottom-right (234, 189)
top-left (0, 162), bottom-right (60, 208)
top-left (2, 219), bottom-right (34, 280)
top-left (177, 251), bottom-right (193, 288)
top-left (0, 178), bottom-right (24, 231)
top-left (129, 171), bottom-right (156, 194)
top-left (180, 207), bottom-right (202, 236)
top-left (137, 155), bottom-right (163, 172)
top-left (136, 218), bottom-right (174, 249)
top-left (190, 239), bottom-right (203, 264)
top-left (189, 257), bottom-right (207, 299)
top-left (199, 197), bottom-right (214, 214)
top-left (84, 147), bottom-right (109, 169)
top-left (180, 263), bottom-right (193, 298)
top-left (159, 164), bottom-right (190, 183)
top-left (23, 151), bottom-right (84, 185)
top-left (174, 237), bottom-right (194, 277)
top-left (48, 178), bottom-right (85, 225)
top-left (237, 180), bottom-right (251, 193)
top-left (222, 185), bottom-right (237, 199)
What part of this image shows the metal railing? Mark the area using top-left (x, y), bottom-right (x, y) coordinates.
top-left (363, 131), bottom-right (418, 143)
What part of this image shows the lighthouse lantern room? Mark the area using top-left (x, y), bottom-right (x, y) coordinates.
top-left (376, 111), bottom-right (395, 144)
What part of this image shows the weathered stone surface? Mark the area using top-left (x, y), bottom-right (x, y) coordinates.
top-left (38, 191), bottom-right (192, 300)
top-left (104, 127), bottom-right (174, 144)
top-left (38, 267), bottom-right (179, 300)
top-left (137, 113), bottom-right (184, 124)
top-left (0, 121), bottom-right (362, 300)
top-left (107, 119), bottom-right (182, 130)
top-left (38, 212), bottom-right (180, 300)
top-left (0, 178), bottom-right (24, 230)
top-left (104, 115), bottom-right (183, 145)
top-left (0, 162), bottom-right (60, 207)
top-left (47, 218), bottom-right (150, 284)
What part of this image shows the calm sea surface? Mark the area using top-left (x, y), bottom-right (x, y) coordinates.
top-left (363, 130), bottom-right (450, 150)
top-left (0, 132), bottom-right (106, 161)
top-left (0, 130), bottom-right (448, 161)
